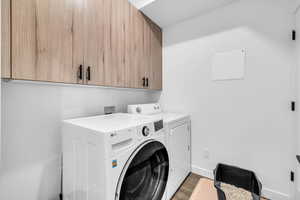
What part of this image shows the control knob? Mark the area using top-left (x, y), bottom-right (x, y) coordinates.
top-left (142, 126), bottom-right (150, 137)
top-left (136, 107), bottom-right (142, 113)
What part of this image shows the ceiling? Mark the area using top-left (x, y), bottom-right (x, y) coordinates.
top-left (138, 0), bottom-right (238, 28)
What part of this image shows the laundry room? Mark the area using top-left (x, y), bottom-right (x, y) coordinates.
top-left (1, 0), bottom-right (300, 200)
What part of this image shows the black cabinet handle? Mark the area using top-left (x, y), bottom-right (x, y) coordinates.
top-left (146, 78), bottom-right (149, 87)
top-left (142, 77), bottom-right (146, 87)
top-left (78, 65), bottom-right (83, 80)
top-left (86, 66), bottom-right (91, 81)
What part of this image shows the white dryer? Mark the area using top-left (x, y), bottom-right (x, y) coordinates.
top-left (128, 104), bottom-right (191, 200)
top-left (62, 113), bottom-right (169, 200)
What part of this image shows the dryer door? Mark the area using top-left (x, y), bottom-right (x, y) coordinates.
top-left (116, 141), bottom-right (169, 200)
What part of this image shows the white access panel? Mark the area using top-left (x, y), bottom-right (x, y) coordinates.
top-left (212, 49), bottom-right (245, 80)
top-left (167, 122), bottom-right (191, 198)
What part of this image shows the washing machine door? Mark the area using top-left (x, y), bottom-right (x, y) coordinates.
top-left (116, 140), bottom-right (169, 200)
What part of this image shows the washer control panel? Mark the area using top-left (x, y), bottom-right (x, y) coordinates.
top-left (154, 120), bottom-right (164, 132)
top-left (138, 120), bottom-right (164, 138)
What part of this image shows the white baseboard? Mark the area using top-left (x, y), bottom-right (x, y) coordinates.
top-left (192, 165), bottom-right (214, 179)
top-left (262, 188), bottom-right (290, 200)
top-left (192, 165), bottom-right (290, 200)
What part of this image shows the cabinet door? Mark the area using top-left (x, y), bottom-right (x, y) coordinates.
top-left (85, 0), bottom-right (127, 87)
top-left (149, 22), bottom-right (162, 90)
top-left (135, 15), bottom-right (162, 90)
top-left (83, 0), bottom-right (106, 86)
top-left (1, 0), bottom-right (11, 78)
top-left (143, 16), bottom-right (152, 89)
top-left (104, 0), bottom-right (126, 87)
top-left (168, 122), bottom-right (191, 198)
top-left (11, 0), bottom-right (83, 83)
top-left (125, 4), bottom-right (145, 89)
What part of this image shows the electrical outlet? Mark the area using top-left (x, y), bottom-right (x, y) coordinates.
top-left (204, 149), bottom-right (210, 159)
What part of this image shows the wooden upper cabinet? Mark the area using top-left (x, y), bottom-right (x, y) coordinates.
top-left (143, 15), bottom-right (152, 89)
top-left (125, 5), bottom-right (145, 89)
top-left (4, 0), bottom-right (162, 89)
top-left (149, 21), bottom-right (163, 90)
top-left (83, 0), bottom-right (107, 86)
top-left (72, 0), bottom-right (85, 84)
top-left (104, 0), bottom-right (129, 87)
top-left (84, 0), bottom-right (128, 88)
top-left (105, 0), bottom-right (126, 87)
top-left (138, 14), bottom-right (163, 90)
top-left (125, 6), bottom-right (163, 90)
top-left (11, 0), bottom-right (82, 84)
top-left (1, 0), bottom-right (11, 78)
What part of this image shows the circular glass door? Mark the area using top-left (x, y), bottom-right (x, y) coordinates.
top-left (117, 141), bottom-right (169, 200)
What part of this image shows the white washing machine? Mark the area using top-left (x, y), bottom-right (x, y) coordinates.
top-left (128, 104), bottom-right (191, 200)
top-left (62, 113), bottom-right (169, 200)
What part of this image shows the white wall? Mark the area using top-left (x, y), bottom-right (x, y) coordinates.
top-left (0, 81), bottom-right (159, 200)
top-left (161, 0), bottom-right (296, 199)
top-left (295, 0), bottom-right (300, 198)
top-left (0, 0), bottom-right (2, 165)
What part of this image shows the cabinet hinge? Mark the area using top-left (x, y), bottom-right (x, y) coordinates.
top-left (292, 30), bottom-right (296, 41)
top-left (291, 101), bottom-right (296, 111)
top-left (291, 171), bottom-right (295, 182)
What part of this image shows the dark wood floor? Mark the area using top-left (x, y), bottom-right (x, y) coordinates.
top-left (171, 173), bottom-right (268, 200)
